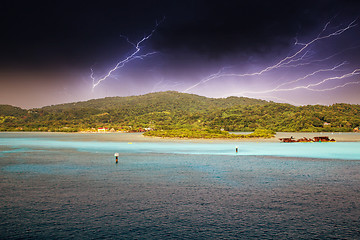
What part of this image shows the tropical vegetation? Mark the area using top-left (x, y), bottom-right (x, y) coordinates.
top-left (1, 91), bottom-right (359, 138)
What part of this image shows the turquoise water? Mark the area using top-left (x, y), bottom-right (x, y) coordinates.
top-left (1, 133), bottom-right (359, 239)
top-left (1, 133), bottom-right (360, 160)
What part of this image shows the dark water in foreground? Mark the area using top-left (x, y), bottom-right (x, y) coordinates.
top-left (1, 133), bottom-right (359, 239)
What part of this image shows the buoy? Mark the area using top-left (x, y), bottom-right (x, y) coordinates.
top-left (114, 152), bottom-right (119, 164)
top-left (236, 146), bottom-right (238, 153)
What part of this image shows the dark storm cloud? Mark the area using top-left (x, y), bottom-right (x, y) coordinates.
top-left (0, 1), bottom-right (163, 69)
top-left (152, 0), bottom-right (360, 59)
top-left (1, 0), bottom-right (359, 70)
top-left (153, 1), bottom-right (310, 57)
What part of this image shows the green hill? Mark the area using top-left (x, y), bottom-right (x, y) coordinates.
top-left (0, 104), bottom-right (27, 116)
top-left (1, 91), bottom-right (359, 134)
top-left (41, 91), bottom-right (267, 112)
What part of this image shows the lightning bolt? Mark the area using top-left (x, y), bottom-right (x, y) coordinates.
top-left (184, 18), bottom-right (358, 94)
top-left (230, 67), bottom-right (360, 96)
top-left (184, 67), bottom-right (231, 92)
top-left (280, 49), bottom-right (347, 68)
top-left (309, 81), bottom-right (360, 92)
top-left (272, 61), bottom-right (348, 90)
top-left (91, 18), bottom-right (164, 90)
top-left (305, 68), bottom-right (360, 90)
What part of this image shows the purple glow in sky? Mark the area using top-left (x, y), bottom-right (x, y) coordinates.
top-left (0, 0), bottom-right (360, 108)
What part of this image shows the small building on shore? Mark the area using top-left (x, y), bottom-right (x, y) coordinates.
top-left (323, 122), bottom-right (331, 127)
top-left (98, 127), bottom-right (109, 132)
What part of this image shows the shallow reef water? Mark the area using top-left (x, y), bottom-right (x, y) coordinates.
top-left (1, 133), bottom-right (359, 239)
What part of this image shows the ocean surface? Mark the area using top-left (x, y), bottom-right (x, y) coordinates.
top-left (1, 132), bottom-right (359, 239)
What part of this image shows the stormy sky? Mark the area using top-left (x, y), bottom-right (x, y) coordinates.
top-left (1, 0), bottom-right (360, 108)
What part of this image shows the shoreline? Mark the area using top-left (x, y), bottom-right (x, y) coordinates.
top-left (143, 132), bottom-right (360, 143)
top-left (1, 131), bottom-right (360, 142)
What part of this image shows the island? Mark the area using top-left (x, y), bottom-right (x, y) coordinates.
top-left (1, 91), bottom-right (359, 139)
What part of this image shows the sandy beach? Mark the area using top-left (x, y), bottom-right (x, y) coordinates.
top-left (4, 131), bottom-right (358, 143)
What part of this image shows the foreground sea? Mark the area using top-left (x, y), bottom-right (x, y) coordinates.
top-left (1, 132), bottom-right (359, 239)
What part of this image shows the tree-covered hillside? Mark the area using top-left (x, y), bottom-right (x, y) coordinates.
top-left (41, 91), bottom-right (268, 112)
top-left (1, 91), bottom-right (359, 133)
top-left (0, 105), bottom-right (27, 116)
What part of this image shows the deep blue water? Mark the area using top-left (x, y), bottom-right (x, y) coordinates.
top-left (1, 133), bottom-right (359, 239)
